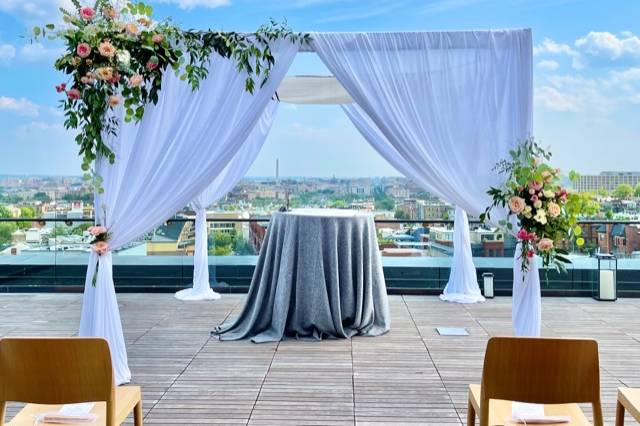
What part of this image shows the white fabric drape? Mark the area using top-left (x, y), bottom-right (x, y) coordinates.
top-left (343, 104), bottom-right (483, 303)
top-left (176, 100), bottom-right (279, 301)
top-left (313, 30), bottom-right (535, 328)
top-left (441, 207), bottom-right (485, 303)
top-left (512, 244), bottom-right (541, 336)
top-left (80, 40), bottom-right (299, 384)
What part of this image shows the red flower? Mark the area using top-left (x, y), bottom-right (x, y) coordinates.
top-left (517, 229), bottom-right (528, 240)
top-left (66, 88), bottom-right (81, 100)
top-left (527, 250), bottom-right (535, 258)
top-left (146, 60), bottom-right (158, 71)
top-left (55, 83), bottom-right (66, 93)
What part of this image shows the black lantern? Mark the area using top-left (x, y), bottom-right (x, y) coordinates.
top-left (592, 253), bottom-right (617, 301)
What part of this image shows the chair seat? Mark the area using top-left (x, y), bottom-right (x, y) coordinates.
top-left (7, 385), bottom-right (141, 426)
top-left (618, 387), bottom-right (640, 422)
top-left (469, 384), bottom-right (591, 426)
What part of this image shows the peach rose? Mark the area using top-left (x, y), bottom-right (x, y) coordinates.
top-left (103, 6), bottom-right (118, 20)
top-left (129, 74), bottom-right (143, 88)
top-left (108, 95), bottom-right (121, 107)
top-left (76, 43), bottom-right (91, 58)
top-left (547, 202), bottom-right (561, 218)
top-left (152, 34), bottom-right (164, 44)
top-left (92, 240), bottom-right (109, 255)
top-left (98, 41), bottom-right (116, 58)
top-left (88, 226), bottom-right (107, 236)
top-left (537, 238), bottom-right (554, 252)
top-left (96, 67), bottom-right (114, 81)
top-left (125, 23), bottom-right (139, 36)
top-left (508, 196), bottom-right (526, 214)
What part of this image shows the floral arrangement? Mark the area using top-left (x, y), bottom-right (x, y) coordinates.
top-left (34, 0), bottom-right (309, 191)
top-left (480, 139), bottom-right (594, 275)
top-left (88, 225), bottom-right (110, 255)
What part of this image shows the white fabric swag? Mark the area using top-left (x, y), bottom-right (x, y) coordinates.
top-left (80, 39), bottom-right (299, 384)
top-left (175, 100), bottom-right (279, 301)
top-left (343, 104), bottom-right (484, 304)
top-left (312, 30), bottom-right (535, 331)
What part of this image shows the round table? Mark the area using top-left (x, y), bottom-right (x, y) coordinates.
top-left (213, 208), bottom-right (390, 342)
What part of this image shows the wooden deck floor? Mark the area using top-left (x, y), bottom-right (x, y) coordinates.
top-left (2, 294), bottom-right (640, 425)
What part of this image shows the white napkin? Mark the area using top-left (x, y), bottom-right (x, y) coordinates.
top-left (35, 403), bottom-right (97, 424)
top-left (509, 401), bottom-right (569, 424)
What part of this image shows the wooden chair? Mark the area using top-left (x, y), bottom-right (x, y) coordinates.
top-left (616, 387), bottom-right (640, 425)
top-left (467, 336), bottom-right (603, 426)
top-left (0, 337), bottom-right (142, 426)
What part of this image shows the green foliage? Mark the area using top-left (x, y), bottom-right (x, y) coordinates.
top-left (0, 222), bottom-right (17, 247)
top-left (635, 184), bottom-right (640, 198)
top-left (33, 192), bottom-right (52, 202)
top-left (34, 2), bottom-right (311, 192)
top-left (373, 188), bottom-right (395, 211)
top-left (17, 206), bottom-right (36, 229)
top-left (0, 205), bottom-right (12, 218)
top-left (613, 183), bottom-right (634, 199)
top-left (394, 208), bottom-right (409, 220)
top-left (207, 229), bottom-right (255, 256)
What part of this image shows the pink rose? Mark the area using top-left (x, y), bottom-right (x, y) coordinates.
top-left (76, 43), bottom-right (91, 58)
top-left (66, 88), bottom-right (81, 100)
top-left (152, 34), bottom-right (164, 44)
top-left (129, 74), bottom-right (143, 88)
top-left (508, 196), bottom-right (526, 214)
top-left (80, 6), bottom-right (95, 21)
top-left (517, 229), bottom-right (529, 240)
top-left (92, 240), bottom-right (109, 255)
top-left (529, 181), bottom-right (543, 191)
top-left (108, 95), bottom-right (121, 107)
top-left (146, 60), bottom-right (158, 71)
top-left (55, 83), bottom-right (66, 93)
top-left (530, 194), bottom-right (539, 203)
top-left (88, 226), bottom-right (107, 236)
top-left (528, 232), bottom-right (538, 241)
top-left (527, 249), bottom-right (535, 258)
top-left (537, 238), bottom-right (554, 252)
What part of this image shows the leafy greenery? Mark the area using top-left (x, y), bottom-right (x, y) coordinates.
top-left (613, 183), bottom-right (634, 199)
top-left (34, 1), bottom-right (310, 191)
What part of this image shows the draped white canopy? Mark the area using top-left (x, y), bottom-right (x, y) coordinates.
top-left (83, 29), bottom-right (535, 384)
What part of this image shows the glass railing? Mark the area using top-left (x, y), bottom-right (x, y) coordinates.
top-left (1, 216), bottom-right (639, 295)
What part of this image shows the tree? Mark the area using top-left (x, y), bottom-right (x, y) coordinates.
top-left (635, 184), bottom-right (640, 198)
top-left (0, 205), bottom-right (12, 218)
top-left (0, 223), bottom-right (17, 247)
top-left (394, 208), bottom-right (409, 220)
top-left (613, 183), bottom-right (634, 200)
top-left (33, 192), bottom-right (51, 202)
top-left (17, 206), bottom-right (36, 229)
top-left (596, 188), bottom-right (609, 198)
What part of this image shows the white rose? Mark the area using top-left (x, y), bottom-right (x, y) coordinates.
top-left (534, 200), bottom-right (542, 209)
top-left (116, 49), bottom-right (131, 67)
top-left (543, 190), bottom-right (555, 198)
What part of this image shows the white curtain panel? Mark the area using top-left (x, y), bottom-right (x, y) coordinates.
top-left (313, 30), bottom-right (535, 331)
top-left (80, 40), bottom-right (299, 384)
top-left (441, 206), bottom-right (486, 303)
top-left (343, 104), bottom-right (484, 303)
top-left (176, 100), bottom-right (279, 301)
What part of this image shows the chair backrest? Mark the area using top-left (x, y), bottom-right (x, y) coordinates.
top-left (481, 336), bottom-right (601, 405)
top-left (0, 337), bottom-right (115, 405)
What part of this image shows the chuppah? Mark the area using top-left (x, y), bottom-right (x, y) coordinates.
top-left (36, 1), bottom-right (557, 385)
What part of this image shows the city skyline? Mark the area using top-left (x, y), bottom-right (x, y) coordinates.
top-left (0, 1), bottom-right (639, 176)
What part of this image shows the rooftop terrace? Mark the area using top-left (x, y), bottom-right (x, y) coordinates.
top-left (2, 294), bottom-right (640, 425)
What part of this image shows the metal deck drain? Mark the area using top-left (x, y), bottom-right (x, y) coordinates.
top-left (436, 327), bottom-right (469, 336)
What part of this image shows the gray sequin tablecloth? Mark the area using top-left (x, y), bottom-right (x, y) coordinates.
top-left (213, 209), bottom-right (390, 342)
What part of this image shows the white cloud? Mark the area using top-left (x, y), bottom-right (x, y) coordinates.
top-left (0, 43), bottom-right (16, 63)
top-left (534, 38), bottom-right (583, 69)
top-left (0, 96), bottom-right (39, 117)
top-left (536, 60), bottom-right (559, 71)
top-left (0, 0), bottom-right (75, 25)
top-left (536, 68), bottom-right (640, 114)
top-left (19, 43), bottom-right (64, 63)
top-left (575, 31), bottom-right (640, 66)
top-left (152, 0), bottom-right (230, 9)
top-left (14, 121), bottom-right (67, 138)
top-left (535, 86), bottom-right (579, 112)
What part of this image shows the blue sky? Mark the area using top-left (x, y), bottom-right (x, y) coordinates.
top-left (0, 0), bottom-right (638, 177)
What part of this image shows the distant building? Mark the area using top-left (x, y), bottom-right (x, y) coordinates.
top-left (422, 202), bottom-right (454, 220)
top-left (574, 172), bottom-right (640, 192)
top-left (596, 224), bottom-right (640, 255)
